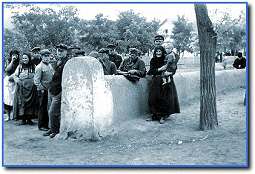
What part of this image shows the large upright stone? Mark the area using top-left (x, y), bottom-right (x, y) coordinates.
top-left (59, 57), bottom-right (113, 141)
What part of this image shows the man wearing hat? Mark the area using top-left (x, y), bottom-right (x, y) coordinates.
top-left (74, 50), bottom-right (86, 57)
top-left (31, 47), bottom-right (42, 66)
top-left (154, 35), bottom-right (164, 46)
top-left (34, 49), bottom-right (54, 131)
top-left (43, 44), bottom-right (69, 138)
top-left (106, 44), bottom-right (123, 69)
top-left (117, 48), bottom-right (146, 82)
top-left (68, 46), bottom-right (81, 58)
top-left (98, 48), bottom-right (117, 75)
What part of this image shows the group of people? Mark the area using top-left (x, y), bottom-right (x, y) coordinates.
top-left (4, 44), bottom-right (69, 138)
top-left (4, 34), bottom-right (181, 139)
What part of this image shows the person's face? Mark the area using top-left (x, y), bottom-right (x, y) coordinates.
top-left (12, 54), bottom-right (18, 61)
top-left (41, 54), bottom-right (50, 64)
top-left (154, 39), bottom-right (164, 46)
top-left (165, 46), bottom-right (173, 54)
top-left (155, 49), bottom-right (163, 58)
top-left (129, 52), bottom-right (137, 61)
top-left (49, 54), bottom-right (56, 63)
top-left (102, 53), bottom-right (109, 60)
top-left (57, 48), bottom-right (67, 60)
top-left (22, 54), bottom-right (29, 64)
top-left (108, 48), bottom-right (114, 55)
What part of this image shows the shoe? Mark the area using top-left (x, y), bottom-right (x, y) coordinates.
top-left (27, 120), bottom-right (34, 125)
top-left (18, 120), bottom-right (27, 125)
top-left (159, 117), bottom-right (165, 124)
top-left (39, 127), bottom-right (49, 131)
top-left (43, 130), bottom-right (52, 136)
top-left (49, 133), bottom-right (58, 138)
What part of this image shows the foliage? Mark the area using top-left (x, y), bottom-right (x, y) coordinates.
top-left (3, 28), bottom-right (30, 67)
top-left (80, 14), bottom-right (118, 50)
top-left (11, 6), bottom-right (80, 48)
top-left (5, 5), bottom-right (160, 58)
top-left (115, 10), bottom-right (160, 53)
top-left (171, 15), bottom-right (194, 57)
top-left (211, 9), bottom-right (246, 54)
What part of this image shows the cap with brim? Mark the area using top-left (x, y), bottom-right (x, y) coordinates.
top-left (89, 51), bottom-right (99, 58)
top-left (98, 48), bottom-right (109, 54)
top-left (75, 50), bottom-right (85, 56)
top-left (106, 44), bottom-right (116, 49)
top-left (154, 35), bottom-right (164, 41)
top-left (129, 48), bottom-right (140, 55)
top-left (31, 47), bottom-right (41, 52)
top-left (40, 49), bottom-right (51, 55)
top-left (69, 46), bottom-right (81, 50)
top-left (56, 44), bottom-right (68, 50)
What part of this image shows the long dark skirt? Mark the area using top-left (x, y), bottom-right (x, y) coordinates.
top-left (13, 79), bottom-right (38, 120)
top-left (148, 76), bottom-right (180, 120)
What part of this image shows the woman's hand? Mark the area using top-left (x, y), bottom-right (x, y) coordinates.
top-left (14, 78), bottom-right (21, 85)
top-left (163, 71), bottom-right (172, 76)
top-left (8, 76), bottom-right (14, 82)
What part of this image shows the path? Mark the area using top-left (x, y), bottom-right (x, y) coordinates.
top-left (3, 88), bottom-right (247, 166)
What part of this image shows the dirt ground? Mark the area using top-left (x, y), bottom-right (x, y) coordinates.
top-left (3, 88), bottom-right (247, 167)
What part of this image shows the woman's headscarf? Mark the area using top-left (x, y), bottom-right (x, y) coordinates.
top-left (153, 46), bottom-right (166, 60)
top-left (8, 49), bottom-right (20, 64)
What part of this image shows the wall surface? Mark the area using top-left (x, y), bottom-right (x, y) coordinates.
top-left (59, 57), bottom-right (246, 140)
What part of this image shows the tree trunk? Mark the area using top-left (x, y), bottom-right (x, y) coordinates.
top-left (194, 4), bottom-right (218, 130)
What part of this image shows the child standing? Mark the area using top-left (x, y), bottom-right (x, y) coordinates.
top-left (34, 49), bottom-right (54, 131)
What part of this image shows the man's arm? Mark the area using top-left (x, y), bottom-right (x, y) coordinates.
top-left (34, 65), bottom-right (44, 91)
top-left (233, 59), bottom-right (239, 69)
top-left (128, 60), bottom-right (146, 77)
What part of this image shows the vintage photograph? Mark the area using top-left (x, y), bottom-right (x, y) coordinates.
top-left (2, 2), bottom-right (247, 167)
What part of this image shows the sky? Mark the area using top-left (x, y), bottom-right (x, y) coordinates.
top-left (3, 3), bottom-right (246, 29)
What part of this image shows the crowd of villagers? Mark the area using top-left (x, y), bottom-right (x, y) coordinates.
top-left (4, 34), bottom-right (181, 139)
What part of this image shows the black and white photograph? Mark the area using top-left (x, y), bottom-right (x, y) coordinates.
top-left (2, 1), bottom-right (248, 167)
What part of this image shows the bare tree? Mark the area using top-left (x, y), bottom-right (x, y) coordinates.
top-left (194, 4), bottom-right (218, 130)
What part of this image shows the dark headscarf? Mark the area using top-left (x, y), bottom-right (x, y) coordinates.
top-left (20, 52), bottom-right (35, 73)
top-left (147, 46), bottom-right (166, 75)
top-left (8, 50), bottom-right (20, 64)
top-left (153, 46), bottom-right (166, 60)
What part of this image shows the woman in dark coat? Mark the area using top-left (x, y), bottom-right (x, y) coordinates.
top-left (12, 52), bottom-right (37, 125)
top-left (147, 46), bottom-right (180, 124)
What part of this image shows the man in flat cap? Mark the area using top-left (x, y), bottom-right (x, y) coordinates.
top-left (106, 44), bottom-right (123, 69)
top-left (43, 44), bottom-right (69, 138)
top-left (154, 35), bottom-right (164, 46)
top-left (31, 46), bottom-right (42, 66)
top-left (117, 48), bottom-right (146, 82)
top-left (68, 46), bottom-right (81, 58)
top-left (98, 48), bottom-right (117, 75)
top-left (34, 49), bottom-right (54, 131)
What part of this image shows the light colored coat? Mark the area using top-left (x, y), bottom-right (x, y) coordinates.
top-left (34, 62), bottom-right (54, 91)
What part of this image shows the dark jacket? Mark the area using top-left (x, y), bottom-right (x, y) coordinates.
top-left (100, 59), bottom-right (117, 75)
top-left (233, 57), bottom-right (246, 69)
top-left (119, 57), bottom-right (146, 78)
top-left (6, 61), bottom-right (19, 76)
top-left (109, 53), bottom-right (122, 69)
top-left (49, 58), bottom-right (68, 96)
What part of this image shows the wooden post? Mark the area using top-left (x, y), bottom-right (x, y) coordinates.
top-left (194, 4), bottom-right (218, 130)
